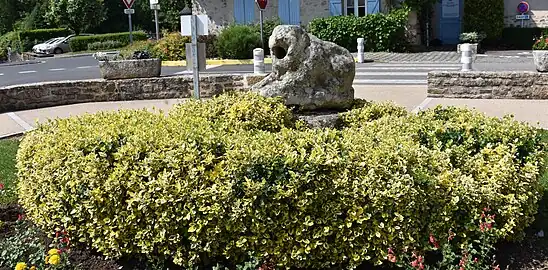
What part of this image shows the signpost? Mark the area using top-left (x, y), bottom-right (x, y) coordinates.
top-left (516, 1), bottom-right (530, 27)
top-left (180, 6), bottom-right (209, 99)
top-left (150, 0), bottom-right (160, 40)
top-left (122, 0), bottom-right (136, 44)
top-left (255, 0), bottom-right (267, 50)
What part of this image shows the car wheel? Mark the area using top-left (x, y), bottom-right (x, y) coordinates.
top-left (54, 48), bottom-right (63, 54)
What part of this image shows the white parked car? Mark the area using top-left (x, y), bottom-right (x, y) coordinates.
top-left (34, 34), bottom-right (93, 54)
top-left (32, 38), bottom-right (63, 53)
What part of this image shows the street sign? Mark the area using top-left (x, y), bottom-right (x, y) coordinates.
top-left (256, 0), bottom-right (267, 10)
top-left (124, 8), bottom-right (135, 14)
top-left (516, 14), bottom-right (530, 20)
top-left (517, 1), bottom-right (530, 14)
top-left (122, 0), bottom-right (135, 9)
top-left (180, 15), bottom-right (209, 36)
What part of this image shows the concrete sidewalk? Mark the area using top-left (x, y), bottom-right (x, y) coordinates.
top-left (1, 85), bottom-right (547, 138)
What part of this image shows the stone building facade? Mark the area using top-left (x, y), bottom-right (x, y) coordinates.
top-left (191, 0), bottom-right (385, 33)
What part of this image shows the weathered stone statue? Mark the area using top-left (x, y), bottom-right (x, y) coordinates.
top-left (252, 25), bottom-right (356, 110)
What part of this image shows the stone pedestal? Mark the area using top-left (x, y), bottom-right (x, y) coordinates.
top-left (533, 50), bottom-right (548, 72)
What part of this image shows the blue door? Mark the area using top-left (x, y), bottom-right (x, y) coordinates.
top-left (367, 0), bottom-right (380, 14)
top-left (234, 0), bottom-right (255, 24)
top-left (329, 0), bottom-right (342, 16)
top-left (437, 0), bottom-right (463, 44)
top-left (279, 0), bottom-right (301, 25)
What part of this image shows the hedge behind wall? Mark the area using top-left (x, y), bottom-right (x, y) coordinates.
top-left (463, 0), bottom-right (504, 41)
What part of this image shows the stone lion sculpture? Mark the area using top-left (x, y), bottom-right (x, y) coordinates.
top-left (252, 25), bottom-right (355, 110)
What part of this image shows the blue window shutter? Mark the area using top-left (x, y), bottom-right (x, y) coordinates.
top-left (367, 0), bottom-right (380, 14)
top-left (289, 0), bottom-right (300, 25)
top-left (279, 0), bottom-right (290, 24)
top-left (329, 0), bottom-right (342, 16)
top-left (234, 0), bottom-right (245, 24)
top-left (245, 0), bottom-right (256, 24)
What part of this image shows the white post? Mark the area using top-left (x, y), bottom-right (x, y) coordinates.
top-left (7, 47), bottom-right (11, 62)
top-left (254, 48), bottom-right (265, 74)
top-left (357, 38), bottom-right (365, 63)
top-left (460, 43), bottom-right (473, 71)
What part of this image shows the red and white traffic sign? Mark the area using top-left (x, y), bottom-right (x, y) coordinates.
top-left (122, 0), bottom-right (135, 9)
top-left (256, 0), bottom-right (267, 10)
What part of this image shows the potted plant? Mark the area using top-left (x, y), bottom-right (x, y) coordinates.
top-left (533, 34), bottom-right (548, 72)
top-left (94, 50), bottom-right (162, 80)
top-left (457, 32), bottom-right (486, 56)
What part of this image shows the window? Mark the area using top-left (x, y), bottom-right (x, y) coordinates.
top-left (346, 0), bottom-right (366, 17)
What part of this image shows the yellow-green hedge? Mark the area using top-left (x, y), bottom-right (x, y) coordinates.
top-left (17, 93), bottom-right (545, 268)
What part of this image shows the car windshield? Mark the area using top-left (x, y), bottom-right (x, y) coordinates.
top-left (45, 38), bottom-right (62, 44)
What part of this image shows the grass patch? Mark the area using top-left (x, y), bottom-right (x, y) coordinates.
top-left (0, 138), bottom-right (20, 205)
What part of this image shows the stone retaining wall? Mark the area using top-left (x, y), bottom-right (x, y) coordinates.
top-left (0, 74), bottom-right (267, 113)
top-left (427, 71), bottom-right (548, 99)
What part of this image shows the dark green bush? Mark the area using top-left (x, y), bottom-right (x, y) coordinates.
top-left (0, 31), bottom-right (22, 60)
top-left (253, 18), bottom-right (282, 52)
top-left (198, 35), bottom-right (218, 58)
top-left (500, 27), bottom-right (547, 49)
top-left (216, 25), bottom-right (261, 59)
top-left (69, 31), bottom-right (147, 52)
top-left (308, 7), bottom-right (410, 52)
top-left (17, 93), bottom-right (545, 269)
top-left (87, 40), bottom-right (124, 51)
top-left (463, 0), bottom-right (504, 41)
top-left (19, 28), bottom-right (72, 52)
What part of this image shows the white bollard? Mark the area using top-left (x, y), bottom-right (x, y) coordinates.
top-left (357, 38), bottom-right (365, 63)
top-left (253, 48), bottom-right (265, 74)
top-left (460, 43), bottom-right (473, 71)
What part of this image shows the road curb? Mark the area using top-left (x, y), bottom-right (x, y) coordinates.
top-left (162, 58), bottom-right (373, 67)
top-left (0, 60), bottom-right (43, 67)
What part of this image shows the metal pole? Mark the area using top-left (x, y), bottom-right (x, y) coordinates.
top-left (129, 13), bottom-right (134, 44)
top-left (259, 10), bottom-right (264, 50)
top-left (191, 15), bottom-right (200, 99)
top-left (154, 9), bottom-right (160, 40)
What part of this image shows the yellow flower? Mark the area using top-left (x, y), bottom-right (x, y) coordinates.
top-left (29, 266), bottom-right (36, 270)
top-left (48, 248), bottom-right (60, 255)
top-left (15, 262), bottom-right (27, 270)
top-left (48, 254), bottom-right (61, 265)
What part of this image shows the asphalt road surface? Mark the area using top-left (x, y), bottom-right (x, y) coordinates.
top-left (0, 55), bottom-right (537, 87)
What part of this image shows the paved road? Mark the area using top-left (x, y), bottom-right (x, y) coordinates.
top-left (0, 55), bottom-right (538, 87)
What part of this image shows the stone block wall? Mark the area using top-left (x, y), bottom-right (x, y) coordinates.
top-left (427, 71), bottom-right (548, 99)
top-left (0, 74), bottom-right (267, 113)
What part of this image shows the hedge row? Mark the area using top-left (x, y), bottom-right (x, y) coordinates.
top-left (463, 0), bottom-right (504, 41)
top-left (308, 7), bottom-right (410, 52)
top-left (69, 31), bottom-right (147, 52)
top-left (17, 93), bottom-right (544, 268)
top-left (0, 28), bottom-right (72, 58)
top-left (19, 28), bottom-right (72, 52)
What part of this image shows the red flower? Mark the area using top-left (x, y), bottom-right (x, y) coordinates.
top-left (0, 183), bottom-right (4, 190)
top-left (417, 256), bottom-right (424, 263)
top-left (411, 260), bottom-right (418, 267)
top-left (480, 223), bottom-right (485, 232)
top-left (474, 258), bottom-right (479, 263)
top-left (17, 214), bottom-right (25, 220)
top-left (419, 263), bottom-right (425, 270)
top-left (448, 230), bottom-right (456, 241)
top-left (388, 253), bottom-right (397, 263)
top-left (493, 264), bottom-right (500, 270)
top-left (429, 234), bottom-right (440, 248)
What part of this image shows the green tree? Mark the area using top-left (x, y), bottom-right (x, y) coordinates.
top-left (46, 0), bottom-right (106, 34)
top-left (0, 0), bottom-right (19, 34)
